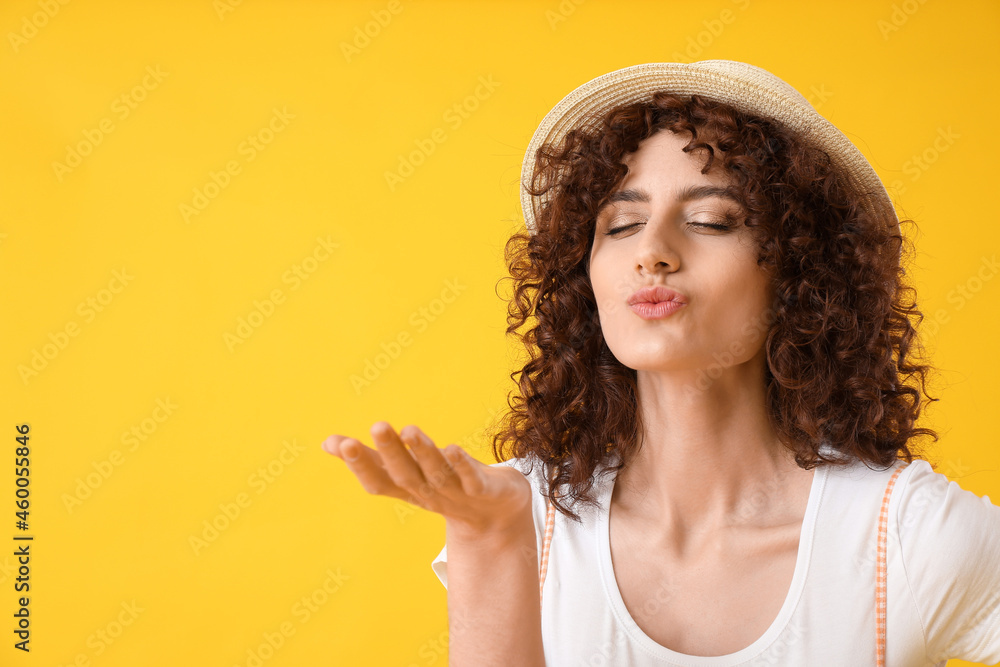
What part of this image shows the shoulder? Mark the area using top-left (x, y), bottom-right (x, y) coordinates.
top-left (810, 452), bottom-right (910, 520)
top-left (815, 454), bottom-right (1000, 661)
top-left (891, 458), bottom-right (1000, 537)
top-left (890, 459), bottom-right (1000, 662)
top-left (822, 455), bottom-right (998, 537)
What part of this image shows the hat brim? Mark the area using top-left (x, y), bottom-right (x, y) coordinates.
top-left (520, 60), bottom-right (899, 241)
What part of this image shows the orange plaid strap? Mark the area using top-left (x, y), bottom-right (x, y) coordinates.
top-left (876, 463), bottom-right (909, 667)
top-left (538, 463), bottom-right (560, 612)
top-left (539, 496), bottom-right (556, 612)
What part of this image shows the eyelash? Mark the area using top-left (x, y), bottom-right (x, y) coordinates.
top-left (603, 221), bottom-right (734, 236)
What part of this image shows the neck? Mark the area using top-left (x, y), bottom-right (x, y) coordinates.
top-left (613, 352), bottom-right (812, 541)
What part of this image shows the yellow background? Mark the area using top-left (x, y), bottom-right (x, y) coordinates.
top-left (2, 0), bottom-right (998, 665)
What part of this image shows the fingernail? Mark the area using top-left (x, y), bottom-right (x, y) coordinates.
top-left (343, 441), bottom-right (360, 461)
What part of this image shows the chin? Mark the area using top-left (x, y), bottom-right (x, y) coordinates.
top-left (609, 350), bottom-right (682, 371)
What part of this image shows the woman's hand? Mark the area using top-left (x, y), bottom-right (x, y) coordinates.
top-left (322, 421), bottom-right (532, 537)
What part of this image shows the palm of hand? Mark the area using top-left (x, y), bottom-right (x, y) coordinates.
top-left (323, 421), bottom-right (531, 534)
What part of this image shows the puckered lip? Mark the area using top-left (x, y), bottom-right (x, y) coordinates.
top-left (627, 286), bottom-right (688, 306)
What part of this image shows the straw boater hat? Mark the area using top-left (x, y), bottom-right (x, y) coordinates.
top-left (519, 60), bottom-right (900, 247)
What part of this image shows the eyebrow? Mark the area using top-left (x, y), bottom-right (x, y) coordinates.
top-left (599, 185), bottom-right (741, 211)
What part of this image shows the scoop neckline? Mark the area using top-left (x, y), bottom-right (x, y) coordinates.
top-left (596, 461), bottom-right (827, 666)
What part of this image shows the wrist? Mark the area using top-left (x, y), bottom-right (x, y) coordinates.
top-left (445, 503), bottom-right (536, 551)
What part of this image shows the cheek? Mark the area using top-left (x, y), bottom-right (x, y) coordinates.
top-left (707, 265), bottom-right (773, 331)
top-left (730, 275), bottom-right (776, 341)
top-left (593, 271), bottom-right (634, 323)
top-left (588, 252), bottom-right (615, 305)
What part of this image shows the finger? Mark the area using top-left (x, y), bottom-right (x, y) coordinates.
top-left (322, 434), bottom-right (354, 458)
top-left (399, 425), bottom-right (462, 498)
top-left (371, 421), bottom-right (428, 494)
top-left (444, 445), bottom-right (486, 497)
top-left (334, 436), bottom-right (421, 504)
top-left (324, 434), bottom-right (397, 479)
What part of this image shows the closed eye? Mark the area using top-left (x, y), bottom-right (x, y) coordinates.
top-left (691, 222), bottom-right (735, 231)
top-left (603, 221), bottom-right (735, 236)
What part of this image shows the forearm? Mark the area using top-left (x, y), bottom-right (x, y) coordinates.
top-left (444, 508), bottom-right (545, 667)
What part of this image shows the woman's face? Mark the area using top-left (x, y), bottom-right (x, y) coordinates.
top-left (587, 129), bottom-right (776, 377)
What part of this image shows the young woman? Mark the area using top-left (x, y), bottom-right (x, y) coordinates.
top-left (323, 61), bottom-right (1000, 666)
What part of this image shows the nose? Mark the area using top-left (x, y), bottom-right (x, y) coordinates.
top-left (634, 218), bottom-right (680, 275)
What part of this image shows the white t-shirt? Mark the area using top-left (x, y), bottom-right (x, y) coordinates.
top-left (431, 450), bottom-right (1000, 666)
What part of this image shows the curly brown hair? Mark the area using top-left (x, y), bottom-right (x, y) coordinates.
top-left (489, 92), bottom-right (942, 522)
